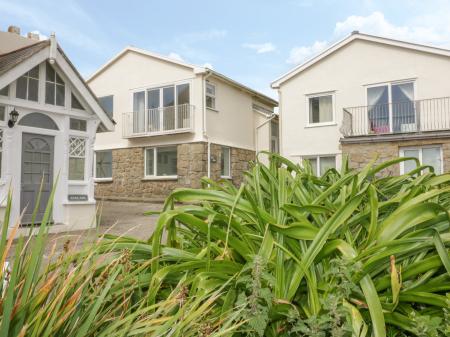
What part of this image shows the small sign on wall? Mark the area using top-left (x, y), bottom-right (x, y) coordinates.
top-left (68, 194), bottom-right (88, 202)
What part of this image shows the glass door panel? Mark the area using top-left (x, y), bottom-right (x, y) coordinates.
top-left (133, 91), bottom-right (145, 133)
top-left (176, 84), bottom-right (190, 128)
top-left (163, 86), bottom-right (175, 130)
top-left (367, 85), bottom-right (389, 133)
top-left (392, 82), bottom-right (415, 132)
top-left (147, 89), bottom-right (160, 132)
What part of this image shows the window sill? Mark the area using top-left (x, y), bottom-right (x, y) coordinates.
top-left (220, 176), bottom-right (232, 180)
top-left (206, 107), bottom-right (219, 113)
top-left (63, 200), bottom-right (96, 205)
top-left (142, 176), bottom-right (178, 181)
top-left (68, 180), bottom-right (88, 186)
top-left (94, 178), bottom-right (113, 183)
top-left (305, 122), bottom-right (337, 128)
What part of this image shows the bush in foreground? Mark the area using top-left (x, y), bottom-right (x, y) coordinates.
top-left (104, 154), bottom-right (450, 336)
top-left (1, 154), bottom-right (450, 336)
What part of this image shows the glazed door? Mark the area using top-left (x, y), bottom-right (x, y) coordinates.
top-left (21, 133), bottom-right (54, 224)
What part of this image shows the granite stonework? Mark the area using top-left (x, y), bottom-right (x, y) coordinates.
top-left (95, 142), bottom-right (256, 201)
top-left (341, 137), bottom-right (450, 176)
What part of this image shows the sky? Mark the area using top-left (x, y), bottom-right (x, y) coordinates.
top-left (2, 0), bottom-right (450, 98)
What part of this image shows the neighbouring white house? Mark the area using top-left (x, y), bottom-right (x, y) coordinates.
top-left (272, 31), bottom-right (450, 175)
top-left (87, 46), bottom-right (278, 201)
top-left (0, 26), bottom-right (114, 232)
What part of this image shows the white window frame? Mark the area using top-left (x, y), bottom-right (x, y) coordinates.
top-left (305, 91), bottom-right (336, 127)
top-left (45, 63), bottom-right (65, 107)
top-left (68, 136), bottom-right (87, 182)
top-left (70, 92), bottom-right (85, 111)
top-left (16, 65), bottom-right (39, 102)
top-left (144, 146), bottom-right (178, 180)
top-left (0, 128), bottom-right (3, 179)
top-left (206, 82), bottom-right (217, 111)
top-left (94, 150), bottom-right (113, 181)
top-left (399, 145), bottom-right (443, 174)
top-left (365, 79), bottom-right (416, 133)
top-left (220, 146), bottom-right (231, 179)
top-left (303, 154), bottom-right (336, 175)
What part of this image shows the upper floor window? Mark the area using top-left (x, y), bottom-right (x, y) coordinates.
top-left (0, 86), bottom-right (9, 97)
top-left (0, 105), bottom-right (5, 121)
top-left (308, 93), bottom-right (333, 124)
top-left (221, 146), bottom-right (231, 178)
top-left (16, 65), bottom-right (39, 102)
top-left (0, 129), bottom-right (3, 178)
top-left (45, 62), bottom-right (65, 106)
top-left (367, 81), bottom-right (415, 134)
top-left (71, 93), bottom-right (84, 110)
top-left (400, 146), bottom-right (442, 175)
top-left (70, 118), bottom-right (87, 132)
top-left (206, 82), bottom-right (216, 109)
top-left (99, 95), bottom-right (113, 118)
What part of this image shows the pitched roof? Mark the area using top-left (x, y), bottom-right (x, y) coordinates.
top-left (271, 32), bottom-right (450, 88)
top-left (88, 46), bottom-right (277, 107)
top-left (0, 40), bottom-right (49, 76)
top-left (0, 34), bottom-right (115, 130)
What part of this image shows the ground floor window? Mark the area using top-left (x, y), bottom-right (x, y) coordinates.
top-left (0, 129), bottom-right (3, 177)
top-left (400, 146), bottom-right (442, 174)
top-left (221, 146), bottom-right (231, 178)
top-left (145, 146), bottom-right (177, 178)
top-left (95, 150), bottom-right (112, 179)
top-left (69, 136), bottom-right (86, 180)
top-left (304, 155), bottom-right (336, 176)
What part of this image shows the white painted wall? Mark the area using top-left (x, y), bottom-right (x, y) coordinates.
top-left (89, 50), bottom-right (277, 152)
top-left (278, 39), bottom-right (450, 165)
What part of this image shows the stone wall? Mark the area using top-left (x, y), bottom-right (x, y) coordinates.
top-left (95, 142), bottom-right (256, 201)
top-left (341, 137), bottom-right (450, 175)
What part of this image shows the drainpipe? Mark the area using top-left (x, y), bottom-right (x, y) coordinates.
top-left (202, 70), bottom-right (213, 178)
top-left (255, 113), bottom-right (277, 154)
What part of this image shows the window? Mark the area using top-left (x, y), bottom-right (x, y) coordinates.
top-left (71, 93), bottom-right (84, 110)
top-left (16, 65), bottom-right (39, 101)
top-left (0, 105), bottom-right (5, 121)
top-left (69, 137), bottom-right (86, 180)
top-left (70, 118), bottom-right (87, 132)
top-left (400, 146), bottom-right (442, 174)
top-left (308, 94), bottom-right (333, 124)
top-left (304, 155), bottom-right (336, 176)
top-left (221, 146), bottom-right (231, 178)
top-left (99, 95), bottom-right (113, 118)
top-left (45, 62), bottom-right (65, 106)
top-left (95, 150), bottom-right (112, 179)
top-left (145, 146), bottom-right (177, 177)
top-left (0, 86), bottom-right (9, 97)
top-left (367, 81), bottom-right (415, 133)
top-left (270, 121), bottom-right (279, 153)
top-left (206, 82), bottom-right (216, 109)
top-left (0, 129), bottom-right (3, 177)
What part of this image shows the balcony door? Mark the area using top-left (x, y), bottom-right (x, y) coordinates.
top-left (367, 81), bottom-right (415, 134)
top-left (137, 84), bottom-right (190, 133)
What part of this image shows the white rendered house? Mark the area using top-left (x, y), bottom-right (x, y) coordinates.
top-left (88, 46), bottom-right (278, 201)
top-left (272, 32), bottom-right (450, 175)
top-left (0, 26), bottom-right (114, 232)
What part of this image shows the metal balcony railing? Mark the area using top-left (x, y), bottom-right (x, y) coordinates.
top-left (122, 103), bottom-right (194, 138)
top-left (341, 97), bottom-right (450, 137)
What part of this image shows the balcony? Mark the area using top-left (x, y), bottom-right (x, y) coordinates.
top-left (341, 97), bottom-right (450, 137)
top-left (122, 104), bottom-right (194, 138)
